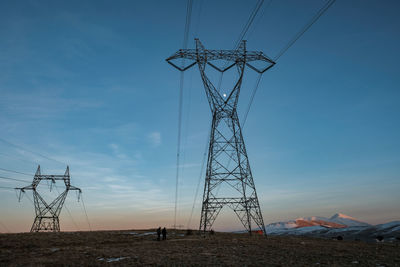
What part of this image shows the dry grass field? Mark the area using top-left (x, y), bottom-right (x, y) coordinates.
top-left (1, 229), bottom-right (399, 266)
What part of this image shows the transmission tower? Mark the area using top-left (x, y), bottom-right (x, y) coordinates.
top-left (16, 165), bottom-right (81, 232)
top-left (166, 39), bottom-right (275, 235)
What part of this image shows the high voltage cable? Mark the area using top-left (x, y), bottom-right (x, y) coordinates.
top-left (180, 0), bottom-right (204, 181)
top-left (174, 0), bottom-right (193, 230)
top-left (246, 0), bottom-right (273, 41)
top-left (0, 221), bottom-right (10, 233)
top-left (80, 193), bottom-right (92, 231)
top-left (178, 0), bottom-right (203, 229)
top-left (0, 137), bottom-right (65, 166)
top-left (0, 185), bottom-right (15, 190)
top-left (242, 0), bottom-right (336, 128)
top-left (0, 175), bottom-right (63, 189)
top-left (0, 152), bottom-right (39, 165)
top-left (175, 71), bottom-right (184, 230)
top-left (54, 185), bottom-right (80, 231)
top-left (242, 73), bottom-right (263, 126)
top-left (24, 193), bottom-right (35, 206)
top-left (0, 175), bottom-right (31, 183)
top-left (63, 204), bottom-right (79, 231)
top-left (233, 0), bottom-right (264, 50)
top-left (219, 0), bottom-right (265, 74)
top-left (186, 130), bottom-right (209, 228)
top-left (273, 0), bottom-right (336, 61)
top-left (0, 167), bottom-right (32, 177)
top-left (183, 0), bottom-right (193, 50)
top-left (193, 0), bottom-right (203, 38)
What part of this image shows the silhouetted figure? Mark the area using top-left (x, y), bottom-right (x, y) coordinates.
top-left (336, 235), bottom-right (343, 241)
top-left (157, 227), bottom-right (161, 241)
top-left (162, 227), bottom-right (167, 240)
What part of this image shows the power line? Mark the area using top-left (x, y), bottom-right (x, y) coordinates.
top-left (242, 0), bottom-right (336, 128)
top-left (178, 0), bottom-right (204, 229)
top-left (64, 204), bottom-right (80, 231)
top-left (174, 0), bottom-right (193, 230)
top-left (218, 0), bottom-right (264, 94)
top-left (183, 0), bottom-right (193, 50)
top-left (192, 0), bottom-right (203, 38)
top-left (0, 152), bottom-right (41, 166)
top-left (24, 192), bottom-right (35, 206)
top-left (80, 193), bottom-right (92, 231)
top-left (0, 221), bottom-right (10, 233)
top-left (175, 71), bottom-right (184, 230)
top-left (0, 137), bottom-right (65, 166)
top-left (180, 0), bottom-right (204, 185)
top-left (273, 0), bottom-right (336, 61)
top-left (0, 186), bottom-right (15, 190)
top-left (54, 186), bottom-right (80, 231)
top-left (0, 167), bottom-right (33, 177)
top-left (233, 0), bottom-right (264, 50)
top-left (219, 0), bottom-right (264, 73)
top-left (179, 77), bottom-right (193, 200)
top-left (0, 175), bottom-right (31, 184)
top-left (246, 0), bottom-right (273, 41)
top-left (242, 73), bottom-right (263, 126)
top-left (187, 131), bottom-right (209, 228)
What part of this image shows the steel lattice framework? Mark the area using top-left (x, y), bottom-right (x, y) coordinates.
top-left (16, 165), bottom-right (81, 232)
top-left (166, 39), bottom-right (275, 235)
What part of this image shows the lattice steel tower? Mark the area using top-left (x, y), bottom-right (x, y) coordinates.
top-left (16, 165), bottom-right (81, 232)
top-left (166, 39), bottom-right (275, 235)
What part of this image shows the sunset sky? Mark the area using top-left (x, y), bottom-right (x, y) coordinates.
top-left (0, 0), bottom-right (399, 233)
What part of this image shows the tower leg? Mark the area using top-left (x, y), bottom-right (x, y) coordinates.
top-left (199, 112), bottom-right (266, 235)
top-left (31, 217), bottom-right (41, 232)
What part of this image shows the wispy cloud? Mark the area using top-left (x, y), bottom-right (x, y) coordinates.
top-left (108, 143), bottom-right (128, 160)
top-left (148, 132), bottom-right (161, 147)
top-left (0, 91), bottom-right (102, 122)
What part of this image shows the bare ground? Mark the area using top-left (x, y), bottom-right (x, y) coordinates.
top-left (0, 229), bottom-right (399, 266)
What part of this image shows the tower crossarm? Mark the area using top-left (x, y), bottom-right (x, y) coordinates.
top-left (33, 175), bottom-right (69, 179)
top-left (166, 39), bottom-right (275, 115)
top-left (166, 47), bottom-right (275, 73)
top-left (67, 185), bottom-right (82, 201)
top-left (166, 50), bottom-right (274, 67)
top-left (68, 185), bottom-right (81, 191)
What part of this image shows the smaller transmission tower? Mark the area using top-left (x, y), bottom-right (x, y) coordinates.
top-left (16, 165), bottom-right (81, 232)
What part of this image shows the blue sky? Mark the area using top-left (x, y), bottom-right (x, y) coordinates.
top-left (0, 0), bottom-right (399, 232)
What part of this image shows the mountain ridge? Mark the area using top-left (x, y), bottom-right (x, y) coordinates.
top-left (267, 212), bottom-right (370, 230)
top-left (264, 213), bottom-right (400, 242)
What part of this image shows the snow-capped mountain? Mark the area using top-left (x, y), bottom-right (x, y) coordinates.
top-left (329, 213), bottom-right (370, 227)
top-left (265, 213), bottom-right (400, 242)
top-left (266, 213), bottom-right (367, 233)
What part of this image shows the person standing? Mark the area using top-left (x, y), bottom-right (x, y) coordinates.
top-left (162, 227), bottom-right (167, 240)
top-left (157, 227), bottom-right (161, 241)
